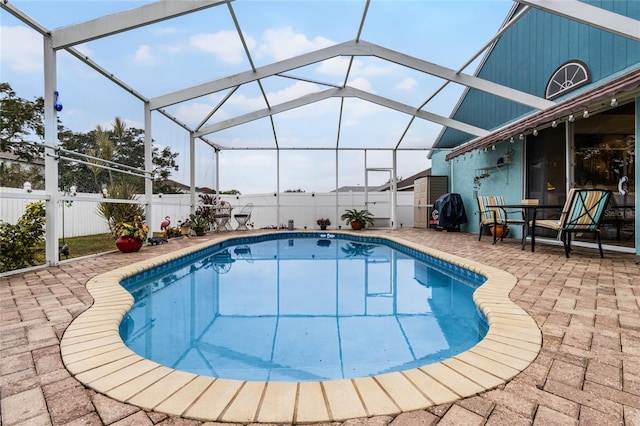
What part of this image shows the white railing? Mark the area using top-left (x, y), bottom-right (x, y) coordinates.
top-left (0, 187), bottom-right (416, 237)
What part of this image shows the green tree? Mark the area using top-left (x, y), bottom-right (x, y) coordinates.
top-left (0, 162), bottom-right (45, 189)
top-left (1, 83), bottom-right (182, 194)
top-left (0, 82), bottom-right (45, 162)
top-left (0, 201), bottom-right (46, 272)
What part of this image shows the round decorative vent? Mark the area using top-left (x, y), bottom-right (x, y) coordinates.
top-left (545, 60), bottom-right (590, 99)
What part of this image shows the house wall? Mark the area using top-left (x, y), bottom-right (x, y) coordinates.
top-left (432, 144), bottom-right (525, 237)
top-left (431, 1), bottom-right (640, 253)
top-left (438, 0), bottom-right (640, 149)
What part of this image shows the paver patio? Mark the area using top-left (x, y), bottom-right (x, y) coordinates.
top-left (1, 228), bottom-right (639, 425)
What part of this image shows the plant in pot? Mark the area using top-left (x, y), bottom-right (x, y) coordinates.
top-left (97, 182), bottom-right (148, 252)
top-left (316, 218), bottom-right (331, 230)
top-left (177, 218), bottom-right (191, 236)
top-left (113, 215), bottom-right (149, 253)
top-left (189, 213), bottom-right (209, 236)
top-left (340, 208), bottom-right (375, 230)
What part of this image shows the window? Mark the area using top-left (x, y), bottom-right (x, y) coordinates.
top-left (545, 60), bottom-right (590, 99)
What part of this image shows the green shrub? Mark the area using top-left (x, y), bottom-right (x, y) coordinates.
top-left (0, 201), bottom-right (46, 272)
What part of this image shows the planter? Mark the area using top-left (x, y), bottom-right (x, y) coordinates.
top-left (350, 221), bottom-right (363, 230)
top-left (116, 237), bottom-right (143, 253)
top-left (193, 227), bottom-right (206, 236)
top-left (180, 226), bottom-right (191, 236)
top-left (320, 225), bottom-right (327, 230)
top-left (490, 224), bottom-right (509, 238)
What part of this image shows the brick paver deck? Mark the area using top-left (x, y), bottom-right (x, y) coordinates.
top-left (2, 229), bottom-right (639, 425)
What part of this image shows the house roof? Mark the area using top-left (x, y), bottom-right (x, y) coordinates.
top-left (445, 68), bottom-right (640, 161)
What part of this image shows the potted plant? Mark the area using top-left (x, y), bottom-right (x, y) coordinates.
top-left (113, 215), bottom-right (149, 253)
top-left (189, 213), bottom-right (209, 236)
top-left (316, 218), bottom-right (331, 230)
top-left (178, 218), bottom-right (191, 236)
top-left (340, 208), bottom-right (375, 230)
top-left (97, 183), bottom-right (145, 233)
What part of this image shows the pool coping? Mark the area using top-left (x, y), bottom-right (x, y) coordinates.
top-left (60, 230), bottom-right (542, 423)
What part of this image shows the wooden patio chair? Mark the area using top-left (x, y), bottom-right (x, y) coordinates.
top-left (530, 188), bottom-right (612, 258)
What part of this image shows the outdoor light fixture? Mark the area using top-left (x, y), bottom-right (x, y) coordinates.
top-left (509, 137), bottom-right (514, 143)
top-left (532, 129), bottom-right (538, 136)
top-left (611, 98), bottom-right (618, 107)
top-left (568, 114), bottom-right (575, 122)
top-left (23, 182), bottom-right (32, 193)
top-left (492, 145), bottom-right (496, 150)
top-left (69, 185), bottom-right (77, 196)
top-left (583, 110), bottom-right (589, 119)
top-left (552, 120), bottom-right (558, 128)
top-left (484, 147), bottom-right (487, 152)
top-left (519, 133), bottom-right (524, 141)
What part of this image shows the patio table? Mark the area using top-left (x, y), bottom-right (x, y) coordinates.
top-left (487, 203), bottom-right (563, 251)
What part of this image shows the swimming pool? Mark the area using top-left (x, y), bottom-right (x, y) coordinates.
top-left (61, 231), bottom-right (541, 423)
top-left (119, 233), bottom-right (487, 382)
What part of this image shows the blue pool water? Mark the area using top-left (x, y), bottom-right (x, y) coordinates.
top-left (120, 233), bottom-right (487, 382)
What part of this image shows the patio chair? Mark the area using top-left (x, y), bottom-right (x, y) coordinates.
top-left (477, 195), bottom-right (526, 248)
top-left (213, 201), bottom-right (233, 232)
top-left (530, 188), bottom-right (612, 258)
top-left (234, 203), bottom-right (254, 231)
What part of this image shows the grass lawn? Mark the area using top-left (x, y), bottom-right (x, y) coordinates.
top-left (58, 233), bottom-right (116, 260)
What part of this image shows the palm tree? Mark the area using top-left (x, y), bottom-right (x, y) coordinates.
top-left (88, 124), bottom-right (116, 187)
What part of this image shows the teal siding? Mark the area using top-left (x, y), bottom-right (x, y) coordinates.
top-left (439, 143), bottom-right (525, 236)
top-left (438, 0), bottom-right (640, 148)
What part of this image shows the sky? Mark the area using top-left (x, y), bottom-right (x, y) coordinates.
top-left (1, 0), bottom-right (514, 194)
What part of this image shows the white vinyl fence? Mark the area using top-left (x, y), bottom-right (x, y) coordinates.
top-left (1, 187), bottom-right (416, 237)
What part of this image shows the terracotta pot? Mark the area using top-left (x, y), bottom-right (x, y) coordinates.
top-left (116, 237), bottom-right (143, 253)
top-left (490, 225), bottom-right (509, 238)
top-left (350, 221), bottom-right (363, 230)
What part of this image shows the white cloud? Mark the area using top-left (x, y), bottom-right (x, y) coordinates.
top-left (395, 77), bottom-right (417, 91)
top-left (190, 30), bottom-right (256, 64)
top-left (224, 93), bottom-right (266, 111)
top-left (0, 26), bottom-right (42, 73)
top-left (315, 57), bottom-right (349, 76)
top-left (257, 27), bottom-right (334, 61)
top-left (350, 60), bottom-right (393, 77)
top-left (266, 81), bottom-right (320, 104)
top-left (348, 77), bottom-right (374, 93)
top-left (342, 98), bottom-right (385, 125)
top-left (315, 56), bottom-right (392, 79)
top-left (175, 102), bottom-right (230, 125)
top-left (133, 45), bottom-right (155, 66)
top-left (199, 81), bottom-right (321, 117)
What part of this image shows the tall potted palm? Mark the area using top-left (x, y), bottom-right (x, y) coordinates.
top-left (340, 208), bottom-right (375, 230)
top-left (97, 182), bottom-right (148, 252)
